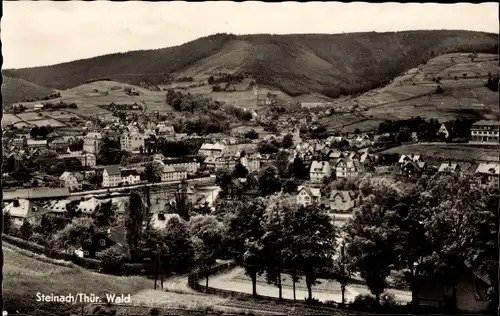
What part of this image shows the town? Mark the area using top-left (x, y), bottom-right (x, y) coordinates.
top-left (2, 3), bottom-right (499, 316)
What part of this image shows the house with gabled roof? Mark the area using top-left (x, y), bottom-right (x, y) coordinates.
top-left (102, 166), bottom-right (122, 188)
top-left (335, 158), bottom-right (358, 179)
top-left (398, 154), bottom-right (422, 165)
top-left (310, 161), bottom-right (331, 183)
top-left (330, 190), bottom-right (357, 213)
top-left (438, 162), bottom-right (460, 174)
top-left (296, 186), bottom-right (321, 207)
top-left (475, 163), bottom-right (499, 188)
top-left (400, 160), bottom-right (426, 178)
top-left (161, 165), bottom-right (187, 182)
top-left (59, 171), bottom-right (81, 191)
top-left (81, 224), bottom-right (130, 259)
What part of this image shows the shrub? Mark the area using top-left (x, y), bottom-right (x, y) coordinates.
top-left (149, 307), bottom-right (161, 316)
top-left (350, 294), bottom-right (378, 311)
top-left (99, 245), bottom-right (127, 274)
top-left (381, 292), bottom-right (398, 308)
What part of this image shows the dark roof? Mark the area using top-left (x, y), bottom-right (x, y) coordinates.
top-left (3, 187), bottom-right (70, 200)
top-left (105, 166), bottom-right (121, 176)
top-left (121, 169), bottom-right (139, 177)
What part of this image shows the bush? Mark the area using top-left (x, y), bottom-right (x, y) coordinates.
top-left (149, 307), bottom-right (161, 316)
top-left (381, 292), bottom-right (398, 308)
top-left (349, 294), bottom-right (378, 311)
top-left (99, 245), bottom-right (127, 274)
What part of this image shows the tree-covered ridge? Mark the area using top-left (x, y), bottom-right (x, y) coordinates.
top-left (4, 31), bottom-right (497, 98)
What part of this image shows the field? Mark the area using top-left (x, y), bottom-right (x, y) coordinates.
top-left (2, 114), bottom-right (22, 126)
top-left (13, 80), bottom-right (174, 117)
top-left (30, 118), bottom-right (66, 127)
top-left (322, 53), bottom-right (499, 132)
top-left (380, 143), bottom-right (499, 163)
top-left (3, 242), bottom-right (153, 313)
top-left (2, 76), bottom-right (55, 105)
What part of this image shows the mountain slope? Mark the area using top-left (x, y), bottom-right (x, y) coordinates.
top-left (4, 30), bottom-right (498, 98)
top-left (2, 76), bottom-right (55, 105)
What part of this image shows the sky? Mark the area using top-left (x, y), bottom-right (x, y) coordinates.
top-left (2, 1), bottom-right (498, 69)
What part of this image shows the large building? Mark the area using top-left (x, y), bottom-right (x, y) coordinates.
top-left (102, 166), bottom-right (122, 188)
top-left (83, 132), bottom-right (103, 154)
top-left (58, 152), bottom-right (96, 168)
top-left (120, 132), bottom-right (146, 152)
top-left (470, 120), bottom-right (499, 144)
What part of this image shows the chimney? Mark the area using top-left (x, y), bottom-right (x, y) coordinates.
top-left (13, 199), bottom-right (20, 207)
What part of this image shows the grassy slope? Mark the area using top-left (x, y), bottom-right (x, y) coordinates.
top-left (2, 76), bottom-right (55, 105)
top-left (3, 243), bottom-right (153, 313)
top-left (320, 52), bottom-right (500, 132)
top-left (4, 31), bottom-right (498, 97)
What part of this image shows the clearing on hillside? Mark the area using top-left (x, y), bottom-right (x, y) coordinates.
top-left (2, 76), bottom-right (55, 105)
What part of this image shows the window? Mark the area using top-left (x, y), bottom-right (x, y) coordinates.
top-left (99, 239), bottom-right (106, 246)
top-left (158, 213), bottom-right (166, 221)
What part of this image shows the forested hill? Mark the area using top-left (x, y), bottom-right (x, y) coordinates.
top-left (4, 30), bottom-right (498, 98)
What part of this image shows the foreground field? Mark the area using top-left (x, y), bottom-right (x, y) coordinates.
top-left (3, 242), bottom-right (153, 313)
top-left (380, 143), bottom-right (499, 163)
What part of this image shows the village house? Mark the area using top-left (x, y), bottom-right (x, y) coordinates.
top-left (475, 163), bottom-right (499, 188)
top-left (438, 122), bottom-right (454, 139)
top-left (27, 139), bottom-right (47, 149)
top-left (398, 154), bottom-right (422, 165)
top-left (296, 186), bottom-right (321, 207)
top-left (335, 158), bottom-right (359, 179)
top-left (102, 166), bottom-right (122, 188)
top-left (120, 131), bottom-right (146, 152)
top-left (164, 157), bottom-right (200, 175)
top-left (240, 154), bottom-right (261, 172)
top-left (83, 132), bottom-right (103, 154)
top-left (11, 137), bottom-right (26, 148)
top-left (469, 120), bottom-right (499, 144)
top-left (400, 160), bottom-right (427, 178)
top-left (310, 161), bottom-right (332, 184)
top-left (2, 187), bottom-right (70, 204)
top-left (437, 162), bottom-right (460, 174)
top-left (330, 190), bottom-right (357, 213)
top-left (156, 123), bottom-right (175, 137)
top-left (76, 197), bottom-right (102, 215)
top-left (3, 199), bottom-right (39, 228)
top-left (49, 138), bottom-right (70, 151)
top-left (121, 169), bottom-right (142, 186)
top-left (161, 166), bottom-right (187, 182)
top-left (198, 142), bottom-right (226, 158)
top-left (81, 224), bottom-right (130, 259)
top-left (59, 171), bottom-right (81, 191)
top-left (58, 151), bottom-right (96, 168)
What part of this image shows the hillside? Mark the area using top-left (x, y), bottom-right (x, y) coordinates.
top-left (3, 242), bottom-right (152, 313)
top-left (2, 76), bottom-right (55, 105)
top-left (4, 30), bottom-right (498, 98)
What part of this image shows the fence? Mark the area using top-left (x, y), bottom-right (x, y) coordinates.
top-left (187, 262), bottom-right (344, 313)
top-left (3, 234), bottom-right (154, 275)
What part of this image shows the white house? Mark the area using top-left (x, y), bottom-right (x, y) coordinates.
top-left (398, 154), bottom-right (421, 165)
top-left (77, 197), bottom-right (101, 215)
top-left (27, 139), bottom-right (47, 149)
top-left (164, 158), bottom-right (200, 175)
top-left (83, 132), bottom-right (103, 154)
top-left (59, 171), bottom-right (81, 191)
top-left (330, 190), bottom-right (357, 213)
top-left (120, 132), bottom-right (146, 152)
top-left (438, 162), bottom-right (460, 174)
top-left (156, 124), bottom-right (175, 137)
top-left (198, 142), bottom-right (226, 158)
top-left (470, 120), bottom-right (499, 144)
top-left (3, 199), bottom-right (36, 228)
top-left (102, 166), bottom-right (122, 188)
top-left (475, 163), bottom-right (500, 188)
top-left (438, 123), bottom-right (453, 139)
top-left (121, 169), bottom-right (142, 186)
top-left (335, 159), bottom-right (358, 179)
top-left (58, 152), bottom-right (96, 168)
top-left (309, 161), bottom-right (332, 184)
top-left (161, 166), bottom-right (187, 182)
top-left (296, 186), bottom-right (321, 207)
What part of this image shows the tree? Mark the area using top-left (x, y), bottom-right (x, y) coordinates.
top-left (258, 165), bottom-right (281, 196)
top-left (3, 211), bottom-right (13, 235)
top-left (65, 200), bottom-right (82, 218)
top-left (288, 157), bottom-right (308, 180)
top-left (344, 184), bottom-right (401, 307)
top-left (244, 129), bottom-right (259, 140)
top-left (53, 217), bottom-right (96, 251)
top-left (165, 182), bottom-right (192, 221)
top-left (189, 215), bottom-right (226, 291)
top-left (227, 198), bottom-right (267, 296)
top-left (99, 244), bottom-right (126, 274)
top-left (281, 134), bottom-right (294, 149)
top-left (332, 242), bottom-right (353, 307)
top-left (215, 168), bottom-right (233, 191)
top-left (68, 139), bottom-right (84, 152)
top-left (145, 163), bottom-right (163, 183)
top-left (125, 191), bottom-right (147, 261)
top-left (19, 221), bottom-right (33, 240)
top-left (290, 204), bottom-right (337, 301)
top-left (232, 163), bottom-right (248, 179)
top-left (161, 216), bottom-right (195, 274)
top-left (92, 200), bottom-right (116, 228)
top-left (98, 137), bottom-right (125, 165)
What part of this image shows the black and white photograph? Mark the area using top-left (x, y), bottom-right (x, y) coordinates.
top-left (1, 1), bottom-right (499, 315)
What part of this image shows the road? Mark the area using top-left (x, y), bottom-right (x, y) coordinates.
top-left (206, 267), bottom-right (412, 304)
